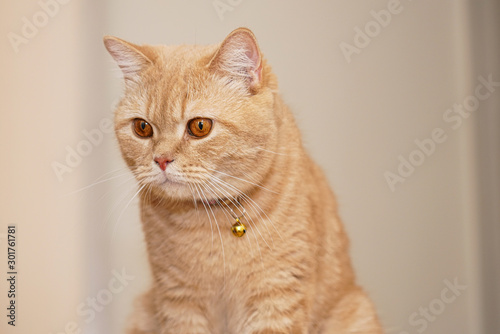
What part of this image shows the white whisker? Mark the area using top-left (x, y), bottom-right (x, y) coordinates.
top-left (63, 170), bottom-right (133, 197)
top-left (193, 184), bottom-right (215, 254)
top-left (211, 176), bottom-right (284, 242)
top-left (255, 146), bottom-right (289, 156)
top-left (206, 167), bottom-right (280, 195)
top-left (110, 184), bottom-right (146, 245)
top-left (203, 181), bottom-right (259, 259)
top-left (99, 181), bottom-right (139, 236)
top-left (97, 173), bottom-right (138, 203)
top-left (196, 183), bottom-right (226, 288)
top-left (206, 179), bottom-right (272, 251)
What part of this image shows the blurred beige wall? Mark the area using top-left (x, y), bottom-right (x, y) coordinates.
top-left (0, 1), bottom-right (88, 333)
top-left (1, 1), bottom-right (498, 334)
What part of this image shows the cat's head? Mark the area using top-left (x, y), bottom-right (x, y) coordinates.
top-left (104, 28), bottom-right (280, 202)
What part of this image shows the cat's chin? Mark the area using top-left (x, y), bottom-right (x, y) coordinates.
top-left (151, 180), bottom-right (191, 200)
top-left (150, 179), bottom-right (241, 205)
top-left (158, 177), bottom-right (184, 187)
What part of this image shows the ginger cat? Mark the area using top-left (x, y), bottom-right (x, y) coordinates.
top-left (104, 27), bottom-right (383, 334)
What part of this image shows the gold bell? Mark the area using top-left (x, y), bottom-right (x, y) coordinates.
top-left (231, 218), bottom-right (246, 237)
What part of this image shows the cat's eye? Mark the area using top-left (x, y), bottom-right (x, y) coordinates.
top-left (187, 118), bottom-right (213, 138)
top-left (133, 118), bottom-right (153, 138)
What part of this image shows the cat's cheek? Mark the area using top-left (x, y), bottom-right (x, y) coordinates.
top-left (116, 132), bottom-right (153, 170)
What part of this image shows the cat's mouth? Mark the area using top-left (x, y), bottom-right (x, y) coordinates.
top-left (158, 176), bottom-right (184, 186)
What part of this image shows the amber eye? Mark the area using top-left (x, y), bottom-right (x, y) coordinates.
top-left (187, 118), bottom-right (213, 138)
top-left (133, 118), bottom-right (153, 138)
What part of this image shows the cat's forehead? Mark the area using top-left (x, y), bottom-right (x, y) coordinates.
top-left (155, 44), bottom-right (217, 71)
top-left (150, 44), bottom-right (219, 96)
top-left (134, 43), bottom-right (246, 130)
top-left (142, 45), bottom-right (223, 126)
top-left (141, 44), bottom-right (212, 95)
top-left (145, 81), bottom-right (225, 129)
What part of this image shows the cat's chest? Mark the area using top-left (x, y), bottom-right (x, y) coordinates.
top-left (142, 204), bottom-right (270, 281)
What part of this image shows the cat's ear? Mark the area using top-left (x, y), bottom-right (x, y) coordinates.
top-left (103, 36), bottom-right (154, 83)
top-left (209, 27), bottom-right (263, 93)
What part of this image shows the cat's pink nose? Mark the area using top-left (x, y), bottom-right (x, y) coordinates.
top-left (154, 157), bottom-right (173, 171)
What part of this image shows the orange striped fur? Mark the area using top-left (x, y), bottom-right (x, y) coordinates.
top-left (104, 28), bottom-right (383, 334)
